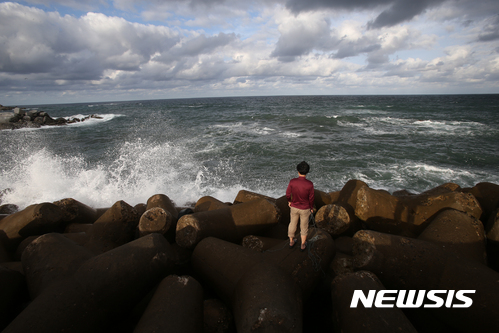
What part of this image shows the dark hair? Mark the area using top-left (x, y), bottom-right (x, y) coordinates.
top-left (297, 161), bottom-right (310, 175)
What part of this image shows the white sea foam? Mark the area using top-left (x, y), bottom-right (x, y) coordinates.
top-left (64, 113), bottom-right (123, 127)
top-left (0, 139), bottom-right (243, 209)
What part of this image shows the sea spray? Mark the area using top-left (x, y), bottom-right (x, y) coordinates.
top-left (0, 138), bottom-right (246, 209)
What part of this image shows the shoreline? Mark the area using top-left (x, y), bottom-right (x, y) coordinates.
top-left (1, 179), bottom-right (499, 331)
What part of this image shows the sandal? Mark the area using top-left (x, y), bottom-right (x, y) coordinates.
top-left (289, 238), bottom-right (297, 248)
top-left (300, 241), bottom-right (308, 252)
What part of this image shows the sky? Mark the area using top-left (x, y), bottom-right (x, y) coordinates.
top-left (0, 0), bottom-right (498, 105)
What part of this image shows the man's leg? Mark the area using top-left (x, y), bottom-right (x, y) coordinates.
top-left (299, 209), bottom-right (311, 248)
top-left (288, 207), bottom-right (299, 244)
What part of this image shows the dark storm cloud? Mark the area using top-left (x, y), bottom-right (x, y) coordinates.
top-left (367, 0), bottom-right (446, 29)
top-left (478, 15), bottom-right (499, 42)
top-left (286, 0), bottom-right (448, 28)
top-left (332, 39), bottom-right (382, 59)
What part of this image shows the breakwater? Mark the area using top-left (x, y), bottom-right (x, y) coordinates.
top-left (1, 179), bottom-right (498, 332)
top-left (0, 106), bottom-right (102, 130)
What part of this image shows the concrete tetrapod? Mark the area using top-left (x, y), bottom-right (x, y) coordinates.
top-left (194, 196), bottom-right (229, 213)
top-left (134, 275), bottom-right (204, 333)
top-left (192, 228), bottom-right (334, 314)
top-left (355, 185), bottom-right (482, 236)
top-left (53, 198), bottom-right (98, 224)
top-left (486, 208), bottom-right (499, 270)
top-left (137, 207), bottom-right (173, 238)
top-left (176, 198), bottom-right (280, 249)
top-left (203, 299), bottom-right (235, 333)
top-left (418, 209), bottom-right (487, 264)
top-left (191, 237), bottom-right (302, 333)
top-left (315, 203), bottom-right (359, 238)
top-left (352, 230), bottom-right (499, 332)
top-left (331, 271), bottom-right (417, 333)
top-left (0, 203), bottom-right (63, 251)
top-left (3, 233), bottom-right (175, 333)
top-left (233, 189), bottom-right (276, 205)
top-left (0, 265), bottom-right (27, 330)
top-left (232, 262), bottom-right (302, 333)
top-left (264, 228), bottom-right (335, 300)
top-left (242, 235), bottom-right (284, 252)
top-left (84, 200), bottom-right (140, 254)
top-left (146, 194), bottom-right (178, 220)
top-left (21, 232), bottom-right (94, 299)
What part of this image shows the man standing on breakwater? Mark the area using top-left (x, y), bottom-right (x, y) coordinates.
top-left (286, 161), bottom-right (314, 251)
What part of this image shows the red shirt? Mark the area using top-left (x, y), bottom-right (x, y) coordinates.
top-left (286, 176), bottom-right (314, 210)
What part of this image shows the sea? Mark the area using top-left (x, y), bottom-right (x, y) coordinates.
top-left (1, 94), bottom-right (498, 210)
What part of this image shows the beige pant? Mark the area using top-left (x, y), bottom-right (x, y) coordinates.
top-left (288, 206), bottom-right (310, 238)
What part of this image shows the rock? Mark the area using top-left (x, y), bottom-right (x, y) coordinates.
top-left (21, 233), bottom-right (94, 299)
top-left (13, 108), bottom-right (25, 116)
top-left (0, 241), bottom-right (10, 263)
top-left (314, 189), bottom-right (333, 211)
top-left (84, 200), bottom-right (140, 254)
top-left (0, 265), bottom-right (28, 330)
top-left (146, 194), bottom-right (178, 220)
top-left (331, 271), bottom-right (417, 333)
top-left (0, 204), bottom-right (18, 214)
top-left (232, 262), bottom-right (302, 333)
top-left (0, 112), bottom-right (15, 124)
top-left (64, 223), bottom-right (92, 234)
top-left (203, 299), bottom-right (235, 333)
top-left (241, 235), bottom-right (284, 252)
top-left (352, 230), bottom-right (499, 333)
top-left (264, 228), bottom-right (335, 300)
top-left (337, 179), bottom-right (369, 212)
top-left (134, 203), bottom-right (147, 217)
top-left (233, 190), bottom-right (276, 205)
top-left (176, 198), bottom-right (280, 249)
top-left (194, 196), bottom-right (229, 213)
top-left (177, 208), bottom-right (193, 220)
top-left (53, 198), bottom-right (98, 224)
top-left (27, 110), bottom-right (38, 118)
top-left (315, 203), bottom-right (359, 238)
top-left (485, 208), bottom-right (499, 271)
top-left (354, 185), bottom-right (482, 236)
top-left (133, 275), bottom-right (204, 333)
top-left (137, 207), bottom-right (173, 238)
top-left (328, 252), bottom-right (354, 279)
top-left (418, 209), bottom-right (487, 264)
top-left (0, 203), bottom-right (64, 251)
top-left (3, 233), bottom-right (175, 333)
top-left (192, 239), bottom-right (302, 333)
top-left (334, 236), bottom-right (353, 255)
top-left (464, 182), bottom-right (499, 223)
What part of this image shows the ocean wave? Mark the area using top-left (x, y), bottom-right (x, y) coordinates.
top-left (64, 113), bottom-right (124, 127)
top-left (0, 139), bottom-right (243, 209)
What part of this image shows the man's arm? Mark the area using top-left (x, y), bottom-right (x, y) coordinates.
top-left (286, 181), bottom-right (293, 204)
top-left (309, 184), bottom-right (315, 212)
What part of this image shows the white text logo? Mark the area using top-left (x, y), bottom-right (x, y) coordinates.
top-left (350, 290), bottom-right (475, 308)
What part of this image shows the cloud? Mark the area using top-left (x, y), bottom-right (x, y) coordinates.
top-left (0, 0), bottom-right (498, 104)
top-left (478, 15), bottom-right (499, 42)
top-left (286, 0), bottom-right (449, 28)
top-left (0, 2), bottom-right (179, 80)
top-left (270, 12), bottom-right (336, 61)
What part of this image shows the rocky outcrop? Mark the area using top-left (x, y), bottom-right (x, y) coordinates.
top-left (0, 106), bottom-right (102, 130)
